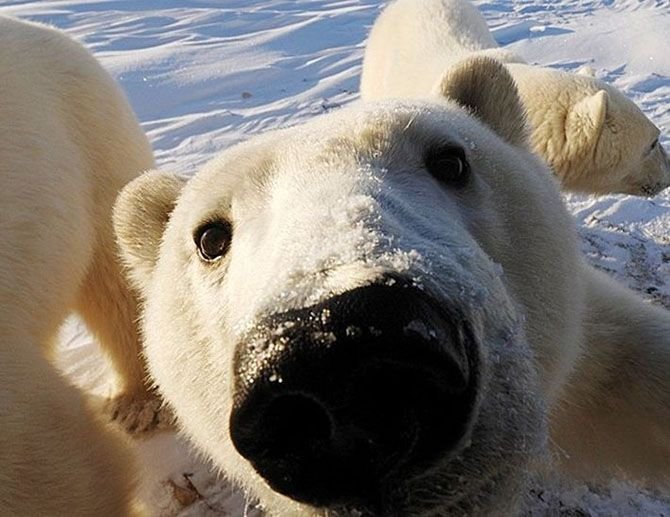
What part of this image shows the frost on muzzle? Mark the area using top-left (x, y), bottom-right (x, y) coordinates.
top-left (229, 276), bottom-right (480, 510)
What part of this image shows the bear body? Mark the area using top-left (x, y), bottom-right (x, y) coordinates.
top-left (116, 57), bottom-right (670, 515)
top-left (0, 15), bottom-right (157, 514)
top-left (360, 0), bottom-right (670, 196)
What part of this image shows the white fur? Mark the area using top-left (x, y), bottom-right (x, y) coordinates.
top-left (360, 0), bottom-right (670, 196)
top-left (116, 58), bottom-right (670, 515)
top-left (0, 15), bottom-right (156, 514)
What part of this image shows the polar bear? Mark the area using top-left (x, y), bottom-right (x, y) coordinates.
top-left (360, 0), bottom-right (670, 196)
top-left (0, 15), bottom-right (161, 514)
top-left (114, 56), bottom-right (670, 516)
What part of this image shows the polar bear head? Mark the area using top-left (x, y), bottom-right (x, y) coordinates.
top-left (115, 57), bottom-right (583, 515)
top-left (509, 64), bottom-right (670, 196)
top-left (587, 84), bottom-right (670, 196)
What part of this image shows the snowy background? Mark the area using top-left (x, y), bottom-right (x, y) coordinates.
top-left (1, 0), bottom-right (669, 514)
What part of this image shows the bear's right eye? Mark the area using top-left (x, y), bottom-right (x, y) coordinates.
top-left (424, 145), bottom-right (470, 188)
top-left (195, 221), bottom-right (233, 262)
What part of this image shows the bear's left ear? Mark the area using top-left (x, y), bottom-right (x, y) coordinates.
top-left (576, 65), bottom-right (596, 77)
top-left (113, 170), bottom-right (187, 290)
top-left (432, 56), bottom-right (529, 148)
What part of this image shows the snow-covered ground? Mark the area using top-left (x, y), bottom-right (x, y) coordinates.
top-left (2, 0), bottom-right (669, 514)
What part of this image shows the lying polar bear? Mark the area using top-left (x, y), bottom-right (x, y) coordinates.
top-left (360, 0), bottom-right (670, 196)
top-left (0, 15), bottom-right (161, 515)
top-left (115, 56), bottom-right (670, 515)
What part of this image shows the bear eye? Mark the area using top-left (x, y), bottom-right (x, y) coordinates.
top-left (650, 138), bottom-right (659, 152)
top-left (195, 221), bottom-right (233, 262)
top-left (424, 145), bottom-right (470, 188)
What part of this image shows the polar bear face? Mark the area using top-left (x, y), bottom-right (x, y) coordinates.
top-left (591, 87), bottom-right (670, 196)
top-left (512, 66), bottom-right (670, 196)
top-left (116, 58), bottom-right (582, 515)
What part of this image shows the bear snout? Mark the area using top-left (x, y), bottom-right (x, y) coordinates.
top-left (229, 279), bottom-right (480, 509)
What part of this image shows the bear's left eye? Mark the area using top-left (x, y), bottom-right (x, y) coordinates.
top-left (650, 138), bottom-right (659, 152)
top-left (424, 145), bottom-right (470, 188)
top-left (195, 221), bottom-right (233, 262)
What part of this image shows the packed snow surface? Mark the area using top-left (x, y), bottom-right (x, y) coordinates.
top-left (2, 0), bottom-right (669, 514)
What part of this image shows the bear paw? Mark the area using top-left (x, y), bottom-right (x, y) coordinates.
top-left (105, 392), bottom-right (175, 435)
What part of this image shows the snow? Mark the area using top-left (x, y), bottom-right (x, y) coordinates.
top-left (3, 0), bottom-right (669, 514)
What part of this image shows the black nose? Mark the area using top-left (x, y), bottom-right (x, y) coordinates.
top-left (229, 279), bottom-right (479, 508)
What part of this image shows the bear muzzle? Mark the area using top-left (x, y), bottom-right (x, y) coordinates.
top-left (229, 277), bottom-right (480, 510)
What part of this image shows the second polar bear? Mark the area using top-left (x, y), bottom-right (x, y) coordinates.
top-left (0, 16), bottom-right (162, 515)
top-left (360, 0), bottom-right (670, 196)
top-left (114, 57), bottom-right (670, 515)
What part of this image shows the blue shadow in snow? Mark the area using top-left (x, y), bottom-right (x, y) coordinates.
top-left (493, 21), bottom-right (574, 46)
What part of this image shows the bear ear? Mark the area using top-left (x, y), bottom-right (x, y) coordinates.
top-left (432, 56), bottom-right (529, 147)
top-left (565, 90), bottom-right (608, 154)
top-left (576, 65), bottom-right (596, 77)
top-left (113, 170), bottom-right (187, 290)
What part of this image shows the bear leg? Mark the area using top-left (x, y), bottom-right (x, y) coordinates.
top-left (551, 264), bottom-right (670, 486)
top-left (0, 335), bottom-right (141, 515)
top-left (75, 238), bottom-right (173, 434)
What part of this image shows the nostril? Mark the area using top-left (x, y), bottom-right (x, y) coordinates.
top-left (262, 393), bottom-right (333, 457)
top-left (350, 358), bottom-right (471, 469)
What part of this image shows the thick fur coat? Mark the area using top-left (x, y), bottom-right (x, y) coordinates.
top-left (0, 16), bottom-right (157, 514)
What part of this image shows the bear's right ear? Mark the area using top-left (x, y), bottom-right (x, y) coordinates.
top-left (564, 90), bottom-right (608, 156)
top-left (432, 56), bottom-right (529, 148)
top-left (113, 170), bottom-right (186, 290)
